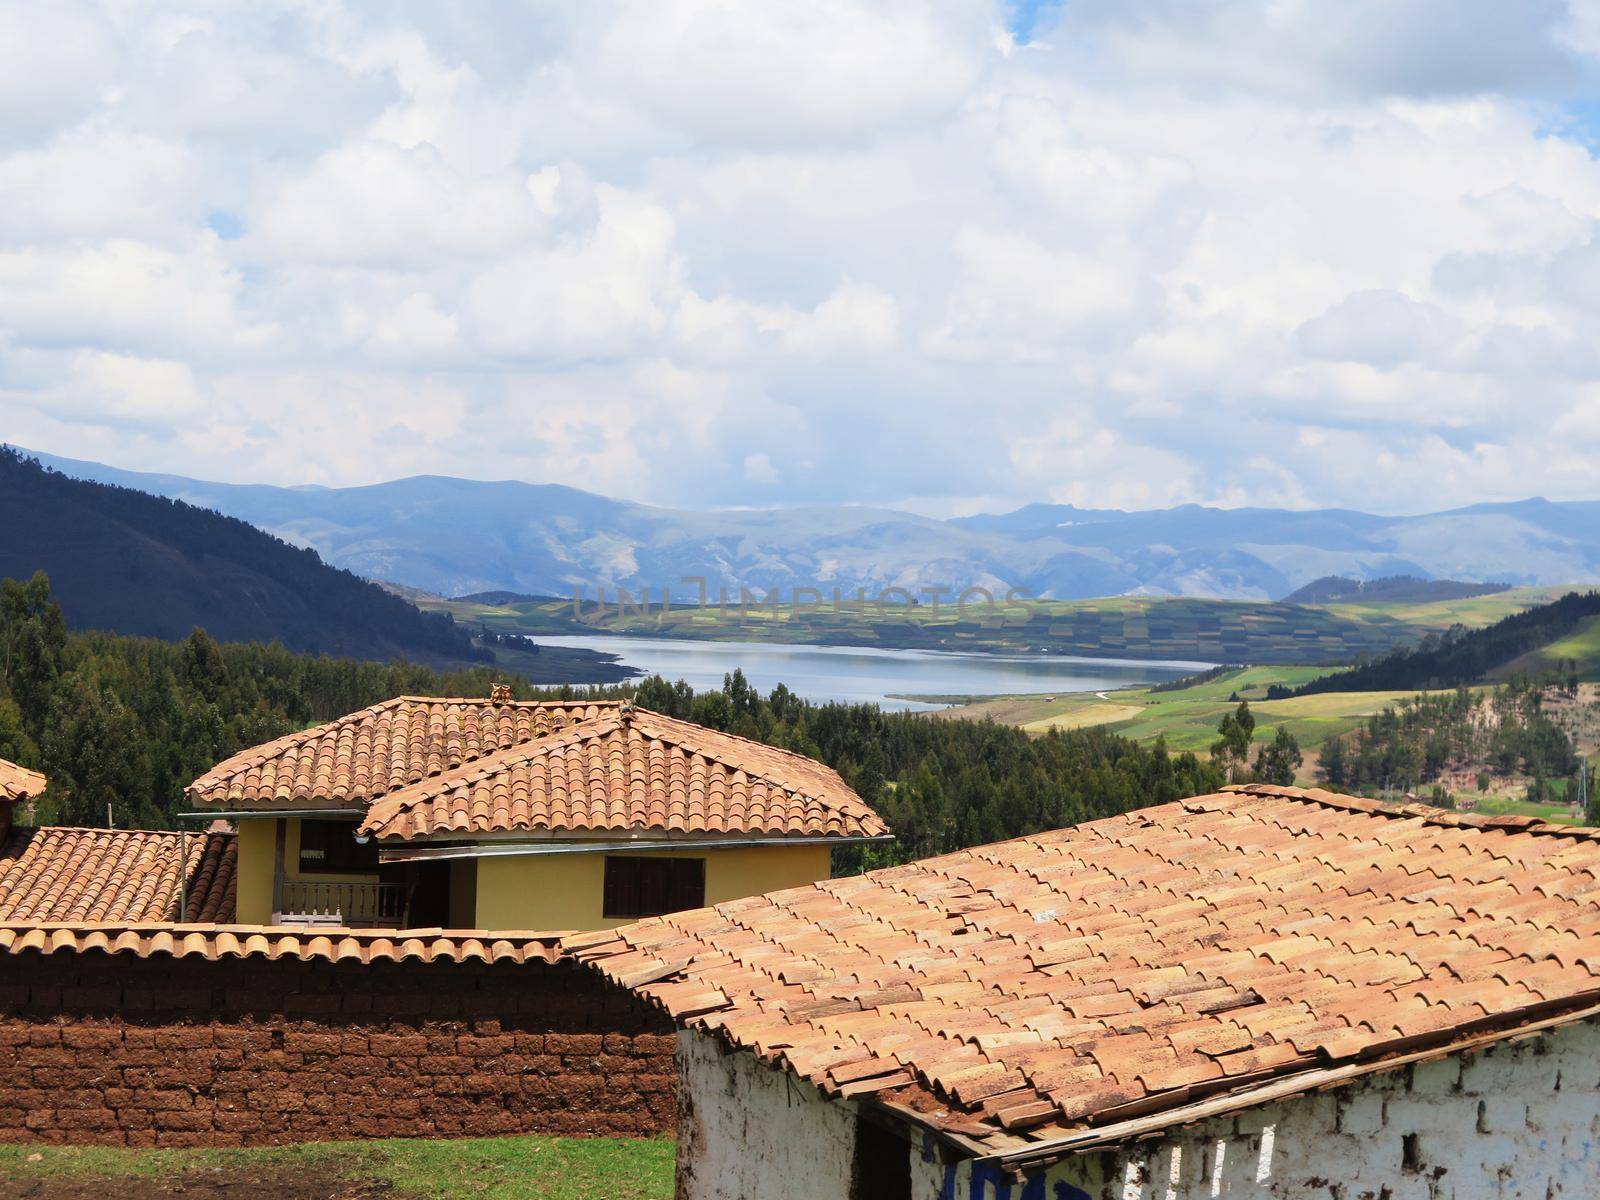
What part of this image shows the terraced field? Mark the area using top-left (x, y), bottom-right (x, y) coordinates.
top-left (424, 587), bottom-right (1569, 668)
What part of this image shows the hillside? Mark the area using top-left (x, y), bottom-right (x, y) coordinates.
top-left (23, 448), bottom-right (1600, 603)
top-left (0, 450), bottom-right (483, 664)
top-left (1281, 575), bottom-right (1510, 604)
top-left (423, 587), bottom-right (1562, 666)
top-left (1294, 590), bottom-right (1600, 694)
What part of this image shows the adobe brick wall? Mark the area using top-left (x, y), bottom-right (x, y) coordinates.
top-left (0, 950), bottom-right (677, 1148)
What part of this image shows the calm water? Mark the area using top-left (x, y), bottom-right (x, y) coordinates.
top-left (533, 634), bottom-right (1210, 711)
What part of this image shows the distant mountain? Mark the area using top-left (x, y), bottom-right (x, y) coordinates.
top-left (1280, 575), bottom-right (1511, 605)
top-left (20, 448), bottom-right (1600, 603)
top-left (0, 450), bottom-right (484, 663)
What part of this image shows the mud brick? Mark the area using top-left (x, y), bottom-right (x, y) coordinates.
top-left (283, 1031), bottom-right (342, 1056)
top-left (213, 1029), bottom-right (272, 1053)
top-left (154, 1028), bottom-right (212, 1051)
top-left (457, 1035), bottom-right (516, 1057)
top-left (31, 1069), bottom-right (100, 1089)
top-left (60, 1026), bottom-right (121, 1051)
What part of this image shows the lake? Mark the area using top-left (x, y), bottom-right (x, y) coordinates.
top-left (530, 634), bottom-right (1210, 711)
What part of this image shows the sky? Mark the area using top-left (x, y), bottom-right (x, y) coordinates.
top-left (5, 2), bottom-right (1600, 517)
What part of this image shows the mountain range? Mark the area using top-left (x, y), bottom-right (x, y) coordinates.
top-left (22, 448), bottom-right (1600, 602)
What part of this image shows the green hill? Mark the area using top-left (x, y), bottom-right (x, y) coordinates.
top-left (1293, 590), bottom-right (1600, 694)
top-left (0, 449), bottom-right (484, 664)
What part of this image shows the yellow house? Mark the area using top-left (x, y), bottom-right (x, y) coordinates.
top-left (187, 695), bottom-right (891, 931)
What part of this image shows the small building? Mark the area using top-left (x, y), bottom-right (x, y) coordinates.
top-left (0, 757), bottom-right (46, 839)
top-left (573, 783), bottom-right (1600, 1199)
top-left (189, 695), bottom-right (889, 930)
top-left (0, 760), bottom-right (236, 922)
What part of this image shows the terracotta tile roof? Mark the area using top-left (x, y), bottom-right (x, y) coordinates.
top-left (568, 784), bottom-right (1600, 1158)
top-left (0, 922), bottom-right (563, 964)
top-left (188, 697), bottom-right (618, 810)
top-left (361, 706), bottom-right (889, 843)
top-left (0, 826), bottom-right (236, 923)
top-left (0, 758), bottom-right (46, 803)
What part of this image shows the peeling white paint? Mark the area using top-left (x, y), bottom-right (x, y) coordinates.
top-left (677, 1016), bottom-right (1600, 1200)
top-left (674, 1031), bottom-right (866, 1200)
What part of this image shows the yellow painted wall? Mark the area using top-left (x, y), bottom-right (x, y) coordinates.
top-left (235, 821), bottom-right (833, 932)
top-left (234, 818), bottom-right (277, 925)
top-left (474, 843), bottom-right (832, 932)
top-left (233, 816), bottom-right (380, 925)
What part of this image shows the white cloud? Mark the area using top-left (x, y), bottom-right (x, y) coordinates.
top-left (6, 1), bottom-right (1600, 514)
top-left (461, 186), bottom-right (680, 362)
top-left (0, 237), bottom-right (271, 355)
top-left (1295, 290), bottom-right (1462, 368)
top-left (743, 452), bottom-right (779, 484)
top-left (253, 141), bottom-right (539, 267)
top-left (587, 0), bottom-right (992, 147)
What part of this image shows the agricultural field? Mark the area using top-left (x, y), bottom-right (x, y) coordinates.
top-left (931, 666), bottom-right (1446, 762)
top-left (422, 586), bottom-right (1571, 668)
top-left (0, 1135), bottom-right (673, 1200)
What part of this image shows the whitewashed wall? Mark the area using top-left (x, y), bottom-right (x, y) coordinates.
top-left (911, 1017), bottom-right (1600, 1200)
top-left (676, 1031), bottom-right (863, 1200)
top-left (677, 1016), bottom-right (1600, 1200)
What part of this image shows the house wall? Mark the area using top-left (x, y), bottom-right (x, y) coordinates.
top-left (233, 818), bottom-right (275, 924)
top-left (0, 950), bottom-right (676, 1148)
top-left (679, 1018), bottom-right (1600, 1200)
top-left (473, 843), bottom-right (832, 932)
top-left (233, 817), bottom-right (380, 925)
top-left (676, 1030), bottom-right (861, 1200)
top-left (234, 820), bottom-right (833, 931)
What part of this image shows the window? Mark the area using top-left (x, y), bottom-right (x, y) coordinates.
top-left (603, 856), bottom-right (705, 919)
top-left (296, 820), bottom-right (378, 874)
top-left (852, 1115), bottom-right (911, 1200)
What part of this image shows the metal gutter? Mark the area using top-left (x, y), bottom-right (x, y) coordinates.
top-left (177, 810), bottom-right (366, 820)
top-left (379, 833), bottom-right (895, 864)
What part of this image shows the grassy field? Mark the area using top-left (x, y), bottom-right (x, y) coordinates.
top-left (0, 1136), bottom-right (673, 1200)
top-left (423, 587), bottom-right (1571, 669)
top-left (933, 666), bottom-right (1442, 759)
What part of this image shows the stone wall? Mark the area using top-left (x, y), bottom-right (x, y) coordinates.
top-left (0, 950), bottom-right (677, 1147)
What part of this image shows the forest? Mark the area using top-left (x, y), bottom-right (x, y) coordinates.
top-left (1315, 680), bottom-right (1580, 802)
top-left (0, 574), bottom-right (1223, 865)
top-left (1293, 590), bottom-right (1600, 694)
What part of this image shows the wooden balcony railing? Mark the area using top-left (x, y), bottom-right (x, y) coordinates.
top-left (274, 879), bottom-right (409, 927)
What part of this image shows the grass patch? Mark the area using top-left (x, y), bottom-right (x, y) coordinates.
top-left (0, 1135), bottom-right (674, 1200)
top-left (942, 667), bottom-right (1468, 764)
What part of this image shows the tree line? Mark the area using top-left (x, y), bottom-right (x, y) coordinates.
top-left (2, 574), bottom-right (1225, 864)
